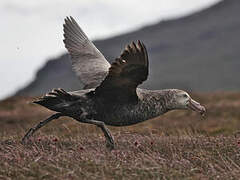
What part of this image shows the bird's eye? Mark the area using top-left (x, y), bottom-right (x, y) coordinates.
top-left (183, 94), bottom-right (188, 98)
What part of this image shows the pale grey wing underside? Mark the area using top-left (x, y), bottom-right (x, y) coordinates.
top-left (63, 16), bottom-right (110, 89)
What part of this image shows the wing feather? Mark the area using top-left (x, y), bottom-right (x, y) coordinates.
top-left (94, 40), bottom-right (149, 103)
top-left (63, 16), bottom-right (110, 89)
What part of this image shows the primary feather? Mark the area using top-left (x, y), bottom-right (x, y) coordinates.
top-left (63, 16), bottom-right (110, 89)
top-left (94, 40), bottom-right (149, 103)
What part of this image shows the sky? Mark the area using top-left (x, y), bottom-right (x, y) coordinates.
top-left (0, 0), bottom-right (222, 100)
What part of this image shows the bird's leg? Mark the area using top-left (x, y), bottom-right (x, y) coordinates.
top-left (82, 119), bottom-right (115, 150)
top-left (22, 113), bottom-right (62, 143)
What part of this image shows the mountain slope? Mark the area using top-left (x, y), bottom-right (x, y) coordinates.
top-left (16, 0), bottom-right (240, 96)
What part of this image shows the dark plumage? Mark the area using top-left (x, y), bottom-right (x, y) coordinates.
top-left (22, 17), bottom-right (206, 149)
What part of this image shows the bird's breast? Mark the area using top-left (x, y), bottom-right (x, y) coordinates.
top-left (94, 101), bottom-right (164, 126)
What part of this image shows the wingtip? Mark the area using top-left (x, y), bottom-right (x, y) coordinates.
top-left (137, 40), bottom-right (146, 51)
top-left (64, 16), bottom-right (70, 22)
top-left (137, 40), bottom-right (144, 47)
top-left (70, 16), bottom-right (75, 21)
top-left (131, 41), bottom-right (137, 49)
top-left (137, 40), bottom-right (142, 46)
top-left (64, 16), bottom-right (75, 24)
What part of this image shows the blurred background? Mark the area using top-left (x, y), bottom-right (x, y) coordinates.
top-left (1, 0), bottom-right (239, 100)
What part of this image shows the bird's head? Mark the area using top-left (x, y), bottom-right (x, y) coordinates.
top-left (166, 89), bottom-right (206, 116)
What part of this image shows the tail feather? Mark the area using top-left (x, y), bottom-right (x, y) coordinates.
top-left (34, 88), bottom-right (78, 111)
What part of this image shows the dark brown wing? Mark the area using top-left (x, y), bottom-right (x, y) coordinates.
top-left (94, 40), bottom-right (149, 103)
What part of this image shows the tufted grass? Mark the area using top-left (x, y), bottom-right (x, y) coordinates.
top-left (0, 92), bottom-right (240, 179)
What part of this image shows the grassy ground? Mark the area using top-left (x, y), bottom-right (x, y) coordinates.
top-left (1, 92), bottom-right (240, 179)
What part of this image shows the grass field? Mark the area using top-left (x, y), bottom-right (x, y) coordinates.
top-left (1, 92), bottom-right (240, 179)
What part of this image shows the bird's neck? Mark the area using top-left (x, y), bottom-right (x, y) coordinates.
top-left (137, 89), bottom-right (171, 119)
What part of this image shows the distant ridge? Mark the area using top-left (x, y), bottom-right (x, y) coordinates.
top-left (16, 0), bottom-right (240, 96)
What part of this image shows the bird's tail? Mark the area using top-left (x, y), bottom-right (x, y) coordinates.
top-left (33, 88), bottom-right (78, 112)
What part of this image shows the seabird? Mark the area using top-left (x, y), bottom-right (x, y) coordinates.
top-left (22, 17), bottom-right (206, 149)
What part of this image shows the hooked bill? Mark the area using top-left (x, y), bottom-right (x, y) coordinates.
top-left (187, 99), bottom-right (206, 116)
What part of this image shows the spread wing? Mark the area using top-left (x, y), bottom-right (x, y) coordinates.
top-left (94, 40), bottom-right (149, 103)
top-left (63, 16), bottom-right (110, 89)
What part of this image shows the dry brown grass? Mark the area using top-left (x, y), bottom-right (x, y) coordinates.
top-left (1, 92), bottom-right (240, 179)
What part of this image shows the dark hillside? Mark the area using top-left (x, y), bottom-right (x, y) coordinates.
top-left (16, 0), bottom-right (240, 96)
